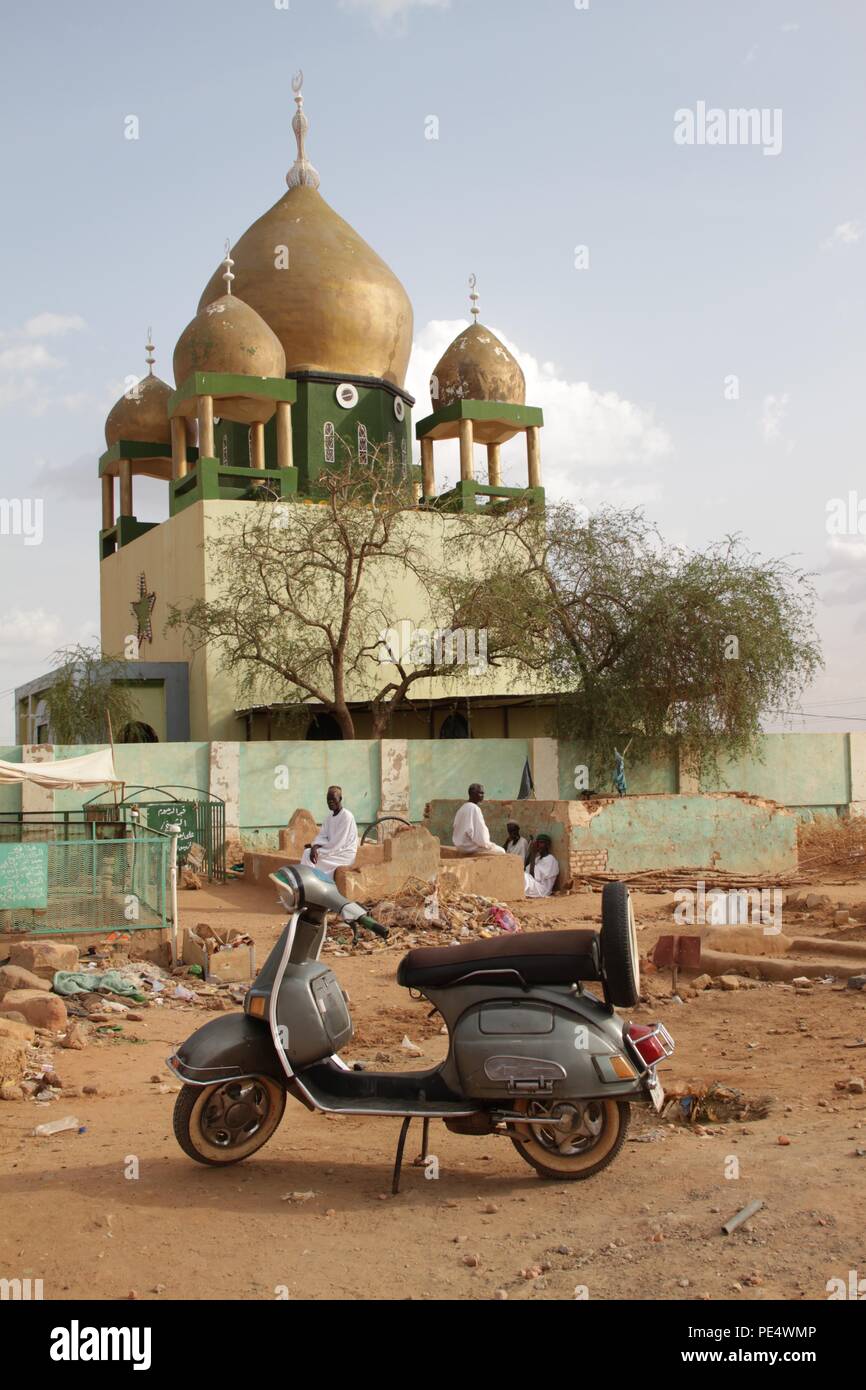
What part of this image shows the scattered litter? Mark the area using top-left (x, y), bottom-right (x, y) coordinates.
top-left (722, 1198), bottom-right (765, 1235)
top-left (32, 1115), bottom-right (80, 1137)
top-left (401, 1035), bottom-right (423, 1056)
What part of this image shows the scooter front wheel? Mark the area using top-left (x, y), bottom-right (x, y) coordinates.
top-left (173, 1076), bottom-right (286, 1166)
top-left (508, 1098), bottom-right (629, 1180)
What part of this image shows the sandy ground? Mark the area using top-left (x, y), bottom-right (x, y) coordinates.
top-left (2, 878), bottom-right (866, 1302)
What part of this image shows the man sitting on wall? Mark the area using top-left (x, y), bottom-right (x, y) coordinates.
top-left (524, 834), bottom-right (559, 898)
top-left (300, 785), bottom-right (359, 880)
top-left (503, 820), bottom-right (530, 862)
top-left (452, 783), bottom-right (506, 855)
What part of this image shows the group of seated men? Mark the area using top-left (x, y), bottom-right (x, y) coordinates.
top-left (297, 782), bottom-right (559, 900)
top-left (451, 783), bottom-right (559, 898)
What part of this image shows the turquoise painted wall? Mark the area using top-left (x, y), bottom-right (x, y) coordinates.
top-left (558, 742), bottom-right (678, 798)
top-left (573, 795), bottom-right (798, 875)
top-left (0, 747), bottom-right (22, 814)
top-left (406, 739), bottom-right (530, 821)
top-left (704, 733), bottom-right (850, 807)
top-left (51, 743), bottom-right (211, 812)
top-left (239, 741), bottom-right (381, 847)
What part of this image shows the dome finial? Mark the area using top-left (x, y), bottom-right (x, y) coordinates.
top-left (287, 69), bottom-right (321, 191)
top-left (469, 273), bottom-right (480, 324)
top-left (223, 239), bottom-right (235, 295)
top-left (145, 326), bottom-right (155, 375)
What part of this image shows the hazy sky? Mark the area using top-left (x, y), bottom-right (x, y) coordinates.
top-left (1, 0), bottom-right (864, 739)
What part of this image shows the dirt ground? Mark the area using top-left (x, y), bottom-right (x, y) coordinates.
top-left (2, 877), bottom-right (866, 1302)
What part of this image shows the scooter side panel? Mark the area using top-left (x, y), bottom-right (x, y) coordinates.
top-left (425, 984), bottom-right (639, 1102)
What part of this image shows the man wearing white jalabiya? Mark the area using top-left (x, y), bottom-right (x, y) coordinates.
top-left (452, 784), bottom-right (505, 855)
top-left (524, 834), bottom-right (559, 898)
top-left (300, 785), bottom-right (358, 880)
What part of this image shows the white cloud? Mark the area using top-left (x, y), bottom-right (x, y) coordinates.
top-left (0, 343), bottom-right (63, 372)
top-left (407, 319), bottom-right (672, 507)
top-left (24, 313), bottom-right (86, 338)
top-left (781, 22), bottom-right (800, 32)
top-left (760, 391), bottom-right (791, 444)
top-left (744, 45), bottom-right (759, 64)
top-left (821, 220), bottom-right (863, 250)
top-left (338, 0), bottom-right (450, 30)
top-left (0, 608), bottom-right (63, 658)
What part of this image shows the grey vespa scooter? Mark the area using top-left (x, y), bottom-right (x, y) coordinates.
top-left (168, 864), bottom-right (673, 1187)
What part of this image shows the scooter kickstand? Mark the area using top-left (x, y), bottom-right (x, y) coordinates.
top-left (392, 1117), bottom-right (432, 1194)
top-left (392, 1117), bottom-right (412, 1195)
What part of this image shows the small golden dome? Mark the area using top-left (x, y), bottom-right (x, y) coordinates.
top-left (431, 321), bottom-right (526, 409)
top-left (173, 291), bottom-right (287, 386)
top-left (197, 78), bottom-right (413, 387)
top-left (104, 334), bottom-right (172, 446)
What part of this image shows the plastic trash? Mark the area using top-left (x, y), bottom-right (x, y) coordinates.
top-left (32, 1115), bottom-right (80, 1137)
top-left (173, 984), bottom-right (195, 1002)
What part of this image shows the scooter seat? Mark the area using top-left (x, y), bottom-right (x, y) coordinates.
top-left (396, 929), bottom-right (601, 990)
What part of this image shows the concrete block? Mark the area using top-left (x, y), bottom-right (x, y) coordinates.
top-left (8, 941), bottom-right (79, 980)
top-left (336, 827), bottom-right (440, 900)
top-left (0, 964), bottom-right (51, 1000)
top-left (277, 809), bottom-right (318, 858)
top-left (0, 989), bottom-right (68, 1031)
top-left (438, 853), bottom-right (525, 901)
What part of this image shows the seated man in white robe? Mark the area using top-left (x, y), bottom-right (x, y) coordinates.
top-left (452, 783), bottom-right (505, 855)
top-left (503, 820), bottom-right (530, 862)
top-left (524, 834), bottom-right (559, 898)
top-left (300, 786), bottom-right (358, 881)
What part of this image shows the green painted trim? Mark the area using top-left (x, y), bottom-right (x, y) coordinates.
top-left (98, 441), bottom-right (176, 475)
top-left (99, 515), bottom-right (158, 556)
top-left (169, 458), bottom-right (299, 516)
top-left (431, 481), bottom-right (545, 513)
top-left (169, 373), bottom-right (297, 414)
top-left (415, 400), bottom-right (544, 438)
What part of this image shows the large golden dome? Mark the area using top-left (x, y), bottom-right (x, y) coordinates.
top-left (174, 287), bottom-right (286, 386)
top-left (197, 78), bottom-right (413, 388)
top-left (105, 338), bottom-right (172, 446)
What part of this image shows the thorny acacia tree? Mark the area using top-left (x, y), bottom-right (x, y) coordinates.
top-left (168, 446), bottom-right (529, 738)
top-left (432, 500), bottom-right (823, 785)
top-left (44, 643), bottom-right (143, 744)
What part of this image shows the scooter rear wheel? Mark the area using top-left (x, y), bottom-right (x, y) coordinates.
top-left (173, 1076), bottom-right (286, 1166)
top-left (509, 1098), bottom-right (629, 1180)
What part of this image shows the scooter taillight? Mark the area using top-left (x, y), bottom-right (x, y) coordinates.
top-left (626, 1022), bottom-right (674, 1066)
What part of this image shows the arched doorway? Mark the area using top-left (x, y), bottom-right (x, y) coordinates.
top-left (439, 711), bottom-right (469, 739)
top-left (305, 713), bottom-right (344, 741)
top-left (120, 721), bottom-right (159, 743)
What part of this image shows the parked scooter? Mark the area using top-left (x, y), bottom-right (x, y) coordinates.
top-left (168, 864), bottom-right (673, 1186)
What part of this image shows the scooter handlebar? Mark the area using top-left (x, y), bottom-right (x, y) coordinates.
top-left (358, 914), bottom-right (389, 940)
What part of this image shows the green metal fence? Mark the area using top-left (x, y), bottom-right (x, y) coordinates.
top-left (0, 825), bottom-right (170, 936)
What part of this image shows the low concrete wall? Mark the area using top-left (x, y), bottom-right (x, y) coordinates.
top-left (426, 793), bottom-right (799, 882)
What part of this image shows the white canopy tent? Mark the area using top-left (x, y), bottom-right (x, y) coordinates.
top-left (0, 748), bottom-right (122, 790)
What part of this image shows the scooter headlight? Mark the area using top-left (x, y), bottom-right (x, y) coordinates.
top-left (268, 867), bottom-right (302, 911)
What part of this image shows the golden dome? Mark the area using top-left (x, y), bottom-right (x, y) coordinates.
top-left (104, 336), bottom-right (172, 446)
top-left (197, 78), bottom-right (413, 388)
top-left (431, 321), bottom-right (526, 409)
top-left (173, 290), bottom-right (286, 386)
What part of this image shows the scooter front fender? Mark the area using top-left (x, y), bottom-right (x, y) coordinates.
top-left (167, 1011), bottom-right (285, 1087)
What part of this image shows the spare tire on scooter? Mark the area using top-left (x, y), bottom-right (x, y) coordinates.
top-left (600, 881), bottom-right (641, 1007)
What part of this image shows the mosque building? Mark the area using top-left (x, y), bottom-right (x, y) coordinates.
top-left (17, 77), bottom-right (553, 745)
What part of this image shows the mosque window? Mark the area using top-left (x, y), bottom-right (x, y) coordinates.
top-left (323, 422), bottom-right (335, 463)
top-left (305, 713), bottom-right (343, 741)
top-left (439, 712), bottom-right (470, 739)
top-left (120, 721), bottom-right (158, 744)
top-left (357, 423), bottom-right (368, 467)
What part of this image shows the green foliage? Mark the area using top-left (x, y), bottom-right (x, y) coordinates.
top-left (438, 501), bottom-right (823, 785)
top-left (44, 643), bottom-right (141, 745)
